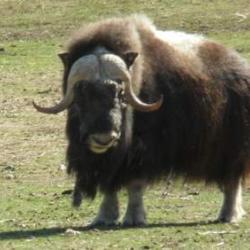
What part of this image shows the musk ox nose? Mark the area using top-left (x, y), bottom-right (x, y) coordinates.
top-left (91, 131), bottom-right (119, 145)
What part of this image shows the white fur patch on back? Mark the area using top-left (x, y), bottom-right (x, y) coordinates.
top-left (154, 30), bottom-right (205, 56)
top-left (133, 15), bottom-right (205, 57)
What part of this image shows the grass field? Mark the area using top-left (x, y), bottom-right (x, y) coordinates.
top-left (1, 0), bottom-right (250, 249)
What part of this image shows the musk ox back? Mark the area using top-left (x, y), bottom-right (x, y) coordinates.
top-left (34, 15), bottom-right (250, 225)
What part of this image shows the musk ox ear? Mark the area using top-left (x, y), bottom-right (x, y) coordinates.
top-left (58, 52), bottom-right (69, 67)
top-left (122, 52), bottom-right (138, 68)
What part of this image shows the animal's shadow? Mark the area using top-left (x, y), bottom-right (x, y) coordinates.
top-left (0, 220), bottom-right (219, 240)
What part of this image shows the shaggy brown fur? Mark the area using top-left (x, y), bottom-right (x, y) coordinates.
top-left (61, 16), bottom-right (250, 206)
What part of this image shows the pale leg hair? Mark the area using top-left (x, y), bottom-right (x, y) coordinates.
top-left (123, 181), bottom-right (147, 226)
top-left (218, 178), bottom-right (246, 223)
top-left (91, 192), bottom-right (119, 226)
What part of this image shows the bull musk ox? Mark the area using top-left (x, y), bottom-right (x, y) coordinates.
top-left (33, 15), bottom-right (250, 225)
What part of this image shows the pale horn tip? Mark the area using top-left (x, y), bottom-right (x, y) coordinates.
top-left (152, 94), bottom-right (164, 111)
top-left (143, 94), bottom-right (164, 112)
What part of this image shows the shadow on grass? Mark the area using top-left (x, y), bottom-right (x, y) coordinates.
top-left (0, 220), bottom-right (219, 240)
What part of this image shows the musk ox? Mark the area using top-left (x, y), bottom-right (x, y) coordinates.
top-left (33, 15), bottom-right (250, 225)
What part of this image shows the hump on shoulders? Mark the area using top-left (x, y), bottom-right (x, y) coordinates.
top-left (154, 30), bottom-right (205, 56)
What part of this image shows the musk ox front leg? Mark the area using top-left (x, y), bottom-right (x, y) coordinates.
top-left (218, 178), bottom-right (246, 223)
top-left (123, 181), bottom-right (147, 226)
top-left (90, 192), bottom-right (119, 226)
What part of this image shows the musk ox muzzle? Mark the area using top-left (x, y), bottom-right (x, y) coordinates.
top-left (88, 131), bottom-right (121, 154)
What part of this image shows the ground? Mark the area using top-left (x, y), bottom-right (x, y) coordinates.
top-left (1, 0), bottom-right (250, 249)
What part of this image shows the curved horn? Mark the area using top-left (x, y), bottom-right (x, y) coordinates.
top-left (33, 55), bottom-right (98, 114)
top-left (100, 53), bottom-right (163, 112)
top-left (32, 90), bottom-right (74, 114)
top-left (123, 72), bottom-right (163, 112)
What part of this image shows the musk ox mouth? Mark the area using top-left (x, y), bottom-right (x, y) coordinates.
top-left (88, 132), bottom-right (120, 154)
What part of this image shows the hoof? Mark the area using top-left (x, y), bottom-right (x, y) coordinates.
top-left (218, 208), bottom-right (246, 223)
top-left (123, 210), bottom-right (147, 227)
top-left (89, 220), bottom-right (118, 228)
top-left (89, 216), bottom-right (119, 228)
top-left (123, 220), bottom-right (146, 227)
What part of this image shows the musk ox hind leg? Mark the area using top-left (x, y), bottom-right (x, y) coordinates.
top-left (123, 181), bottom-right (146, 226)
top-left (90, 192), bottom-right (119, 227)
top-left (218, 177), bottom-right (246, 223)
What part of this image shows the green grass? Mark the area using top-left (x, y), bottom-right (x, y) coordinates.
top-left (1, 0), bottom-right (250, 249)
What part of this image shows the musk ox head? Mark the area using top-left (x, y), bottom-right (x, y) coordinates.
top-left (33, 47), bottom-right (163, 154)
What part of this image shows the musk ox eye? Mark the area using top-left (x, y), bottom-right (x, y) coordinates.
top-left (75, 81), bottom-right (88, 93)
top-left (115, 79), bottom-right (123, 84)
top-left (118, 88), bottom-right (126, 103)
